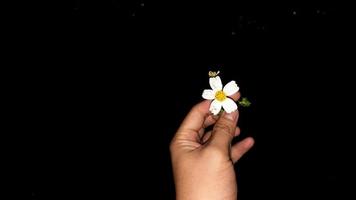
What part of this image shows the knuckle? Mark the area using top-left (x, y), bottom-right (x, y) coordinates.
top-left (169, 139), bottom-right (176, 153)
top-left (214, 122), bottom-right (233, 136)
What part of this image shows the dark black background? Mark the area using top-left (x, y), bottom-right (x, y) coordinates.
top-left (31, 1), bottom-right (354, 199)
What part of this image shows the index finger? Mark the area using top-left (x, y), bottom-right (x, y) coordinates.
top-left (175, 92), bottom-right (241, 141)
top-left (176, 100), bottom-right (211, 137)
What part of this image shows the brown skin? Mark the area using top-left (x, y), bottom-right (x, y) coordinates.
top-left (170, 92), bottom-right (254, 200)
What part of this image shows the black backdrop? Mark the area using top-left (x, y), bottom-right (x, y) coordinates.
top-left (31, 1), bottom-right (354, 199)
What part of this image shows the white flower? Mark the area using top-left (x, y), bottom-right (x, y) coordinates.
top-left (202, 76), bottom-right (239, 115)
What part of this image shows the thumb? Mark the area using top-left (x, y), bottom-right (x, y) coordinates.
top-left (209, 111), bottom-right (238, 153)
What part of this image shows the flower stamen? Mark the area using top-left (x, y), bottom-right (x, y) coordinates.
top-left (215, 90), bottom-right (226, 102)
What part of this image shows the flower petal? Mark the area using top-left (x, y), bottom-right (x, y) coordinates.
top-left (202, 89), bottom-right (215, 100)
top-left (223, 81), bottom-right (239, 96)
top-left (209, 100), bottom-right (222, 115)
top-left (209, 76), bottom-right (223, 91)
top-left (222, 98), bottom-right (238, 113)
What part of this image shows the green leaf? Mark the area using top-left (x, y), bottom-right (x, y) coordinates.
top-left (238, 97), bottom-right (251, 107)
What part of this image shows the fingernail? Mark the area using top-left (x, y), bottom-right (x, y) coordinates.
top-left (224, 111), bottom-right (237, 121)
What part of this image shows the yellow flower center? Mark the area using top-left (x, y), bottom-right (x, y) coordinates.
top-left (215, 90), bottom-right (226, 102)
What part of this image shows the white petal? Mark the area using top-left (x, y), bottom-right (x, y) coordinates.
top-left (223, 81), bottom-right (239, 96)
top-left (222, 98), bottom-right (238, 113)
top-left (202, 89), bottom-right (215, 100)
top-left (209, 76), bottom-right (223, 91)
top-left (209, 100), bottom-right (222, 115)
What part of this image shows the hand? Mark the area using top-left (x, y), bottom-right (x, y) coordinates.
top-left (170, 92), bottom-right (254, 200)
